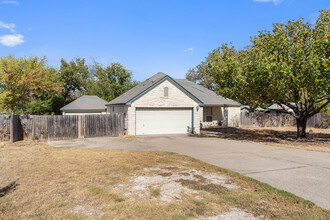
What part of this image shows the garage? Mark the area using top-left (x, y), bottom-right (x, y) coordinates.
top-left (136, 108), bottom-right (193, 135)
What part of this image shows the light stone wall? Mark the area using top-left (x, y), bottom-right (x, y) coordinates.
top-left (227, 107), bottom-right (241, 127)
top-left (127, 79), bottom-right (201, 135)
top-left (200, 106), bottom-right (241, 128)
top-left (200, 106), bottom-right (223, 128)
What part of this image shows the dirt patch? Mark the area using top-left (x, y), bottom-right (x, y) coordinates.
top-left (115, 168), bottom-right (238, 202)
top-left (159, 172), bottom-right (172, 177)
top-left (162, 166), bottom-right (180, 170)
top-left (72, 204), bottom-right (101, 217)
top-left (197, 208), bottom-right (259, 220)
top-left (202, 127), bottom-right (330, 152)
top-left (176, 179), bottom-right (225, 194)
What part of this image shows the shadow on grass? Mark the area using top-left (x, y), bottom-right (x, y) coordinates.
top-left (202, 127), bottom-right (330, 144)
top-left (0, 181), bottom-right (19, 198)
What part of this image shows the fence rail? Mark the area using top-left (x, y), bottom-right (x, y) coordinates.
top-left (0, 114), bottom-right (125, 141)
top-left (240, 112), bottom-right (329, 128)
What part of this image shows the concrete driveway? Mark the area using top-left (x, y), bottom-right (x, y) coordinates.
top-left (48, 135), bottom-right (330, 209)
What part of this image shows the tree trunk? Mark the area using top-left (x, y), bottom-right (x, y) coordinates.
top-left (296, 117), bottom-right (307, 139)
top-left (10, 107), bottom-right (15, 143)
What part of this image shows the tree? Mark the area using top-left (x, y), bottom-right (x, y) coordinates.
top-left (86, 62), bottom-right (137, 102)
top-left (204, 10), bottom-right (329, 138)
top-left (0, 54), bottom-right (62, 141)
top-left (59, 58), bottom-right (90, 105)
top-left (188, 46), bottom-right (269, 112)
top-left (186, 61), bottom-right (215, 91)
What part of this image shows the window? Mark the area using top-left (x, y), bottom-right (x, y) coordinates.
top-left (164, 87), bottom-right (169, 97)
top-left (203, 107), bottom-right (212, 122)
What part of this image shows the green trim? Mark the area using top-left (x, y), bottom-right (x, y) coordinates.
top-left (200, 104), bottom-right (242, 107)
top-left (191, 108), bottom-right (194, 134)
top-left (60, 109), bottom-right (106, 111)
top-left (105, 103), bottom-right (127, 106)
top-left (126, 76), bottom-right (203, 105)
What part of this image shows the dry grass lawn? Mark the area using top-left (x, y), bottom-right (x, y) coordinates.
top-left (203, 127), bottom-right (330, 152)
top-left (0, 141), bottom-right (329, 219)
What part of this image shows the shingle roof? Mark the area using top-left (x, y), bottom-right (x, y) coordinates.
top-left (107, 72), bottom-right (240, 106)
top-left (60, 95), bottom-right (107, 111)
top-left (107, 72), bottom-right (167, 105)
top-left (175, 79), bottom-right (240, 106)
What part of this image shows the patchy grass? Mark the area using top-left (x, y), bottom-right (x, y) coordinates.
top-left (149, 186), bottom-right (161, 198)
top-left (0, 141), bottom-right (329, 219)
top-left (203, 127), bottom-right (330, 152)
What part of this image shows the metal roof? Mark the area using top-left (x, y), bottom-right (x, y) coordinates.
top-left (60, 95), bottom-right (107, 111)
top-left (107, 72), bottom-right (241, 106)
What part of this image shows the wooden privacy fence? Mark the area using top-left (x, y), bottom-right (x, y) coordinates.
top-left (240, 112), bottom-right (329, 128)
top-left (0, 114), bottom-right (125, 141)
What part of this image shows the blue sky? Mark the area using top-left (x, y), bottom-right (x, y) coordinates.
top-left (0, 0), bottom-right (329, 81)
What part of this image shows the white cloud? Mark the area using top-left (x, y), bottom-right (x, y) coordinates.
top-left (0, 21), bottom-right (15, 32)
top-left (1, 0), bottom-right (19, 5)
top-left (184, 47), bottom-right (194, 52)
top-left (253, 0), bottom-right (283, 5)
top-left (0, 34), bottom-right (24, 46)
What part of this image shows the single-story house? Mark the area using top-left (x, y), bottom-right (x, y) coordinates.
top-left (60, 95), bottom-right (107, 115)
top-left (106, 72), bottom-right (241, 135)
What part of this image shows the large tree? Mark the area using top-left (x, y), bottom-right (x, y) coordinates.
top-left (59, 58), bottom-right (90, 105)
top-left (186, 61), bottom-right (215, 91)
top-left (86, 62), bottom-right (137, 102)
top-left (0, 54), bottom-right (62, 141)
top-left (203, 10), bottom-right (329, 138)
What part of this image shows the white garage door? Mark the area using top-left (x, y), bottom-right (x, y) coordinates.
top-left (136, 108), bottom-right (193, 135)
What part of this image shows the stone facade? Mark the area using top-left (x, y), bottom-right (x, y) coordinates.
top-left (107, 79), bottom-right (241, 135)
top-left (227, 106), bottom-right (241, 127)
top-left (200, 106), bottom-right (240, 128)
top-left (108, 79), bottom-right (201, 135)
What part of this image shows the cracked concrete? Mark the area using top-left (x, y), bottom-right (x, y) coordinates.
top-left (49, 134), bottom-right (330, 209)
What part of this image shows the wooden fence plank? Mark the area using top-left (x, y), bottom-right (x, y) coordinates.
top-left (240, 112), bottom-right (329, 128)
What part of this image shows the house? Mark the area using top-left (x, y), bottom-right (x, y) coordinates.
top-left (265, 104), bottom-right (294, 114)
top-left (60, 95), bottom-right (107, 115)
top-left (106, 72), bottom-right (241, 135)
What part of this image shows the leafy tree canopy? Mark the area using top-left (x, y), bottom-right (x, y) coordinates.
top-left (59, 58), bottom-right (90, 105)
top-left (186, 61), bottom-right (215, 91)
top-left (0, 54), bottom-right (62, 115)
top-left (198, 10), bottom-right (329, 138)
top-left (85, 62), bottom-right (138, 102)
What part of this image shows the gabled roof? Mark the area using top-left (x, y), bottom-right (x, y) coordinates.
top-left (107, 72), bottom-right (168, 105)
top-left (107, 72), bottom-right (241, 106)
top-left (60, 95), bottom-right (107, 111)
top-left (175, 79), bottom-right (240, 106)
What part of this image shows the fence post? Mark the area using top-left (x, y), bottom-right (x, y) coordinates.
top-left (10, 114), bottom-right (13, 143)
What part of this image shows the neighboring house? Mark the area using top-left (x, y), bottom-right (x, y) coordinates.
top-left (265, 104), bottom-right (294, 114)
top-left (60, 95), bottom-right (107, 115)
top-left (106, 72), bottom-right (241, 135)
top-left (241, 104), bottom-right (294, 114)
